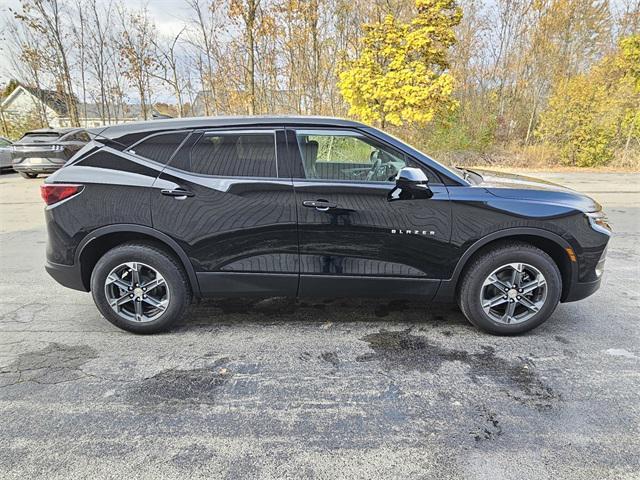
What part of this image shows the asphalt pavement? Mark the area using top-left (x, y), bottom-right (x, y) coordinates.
top-left (0, 171), bottom-right (638, 479)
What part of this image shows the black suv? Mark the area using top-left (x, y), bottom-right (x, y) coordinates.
top-left (42, 117), bottom-right (611, 334)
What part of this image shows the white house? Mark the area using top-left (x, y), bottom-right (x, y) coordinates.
top-left (0, 84), bottom-right (143, 128)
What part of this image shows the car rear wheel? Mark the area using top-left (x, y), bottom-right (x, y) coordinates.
top-left (458, 242), bottom-right (562, 335)
top-left (19, 172), bottom-right (38, 179)
top-left (90, 243), bottom-right (191, 334)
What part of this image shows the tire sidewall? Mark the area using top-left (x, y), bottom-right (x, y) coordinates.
top-left (461, 247), bottom-right (562, 335)
top-left (91, 245), bottom-right (189, 334)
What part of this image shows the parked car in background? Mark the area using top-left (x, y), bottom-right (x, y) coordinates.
top-left (0, 136), bottom-right (13, 171)
top-left (11, 128), bottom-right (90, 178)
top-left (41, 116), bottom-right (611, 335)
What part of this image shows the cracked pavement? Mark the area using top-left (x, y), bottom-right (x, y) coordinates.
top-left (0, 171), bottom-right (639, 479)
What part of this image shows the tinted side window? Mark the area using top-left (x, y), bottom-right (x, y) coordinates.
top-left (130, 132), bottom-right (189, 165)
top-left (190, 132), bottom-right (276, 177)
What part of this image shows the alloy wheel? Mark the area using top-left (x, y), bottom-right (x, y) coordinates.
top-left (104, 262), bottom-right (170, 323)
top-left (480, 262), bottom-right (547, 325)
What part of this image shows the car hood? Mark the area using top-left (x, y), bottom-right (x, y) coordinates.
top-left (468, 168), bottom-right (601, 212)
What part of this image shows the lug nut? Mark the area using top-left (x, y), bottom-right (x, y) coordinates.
top-left (143, 287), bottom-right (146, 291)
top-left (129, 294), bottom-right (134, 298)
top-left (143, 294), bottom-right (147, 299)
top-left (517, 296), bottom-right (521, 300)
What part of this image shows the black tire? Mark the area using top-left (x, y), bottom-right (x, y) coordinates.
top-left (19, 172), bottom-right (38, 179)
top-left (90, 242), bottom-right (191, 334)
top-left (458, 242), bottom-right (562, 335)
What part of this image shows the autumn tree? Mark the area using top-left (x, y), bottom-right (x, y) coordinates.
top-left (537, 35), bottom-right (640, 167)
top-left (229, 0), bottom-right (263, 115)
top-left (338, 0), bottom-right (462, 127)
top-left (151, 28), bottom-right (189, 117)
top-left (117, 6), bottom-right (157, 120)
top-left (13, 0), bottom-right (80, 126)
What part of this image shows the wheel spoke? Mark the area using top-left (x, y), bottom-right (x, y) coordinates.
top-left (501, 301), bottom-right (516, 323)
top-left (134, 299), bottom-right (144, 321)
top-left (482, 294), bottom-right (508, 309)
top-left (512, 263), bottom-right (524, 287)
top-left (130, 263), bottom-right (141, 286)
top-left (142, 295), bottom-right (168, 311)
top-left (521, 277), bottom-right (546, 294)
top-left (486, 274), bottom-right (511, 291)
top-left (142, 276), bottom-right (165, 291)
top-left (517, 295), bottom-right (540, 313)
top-left (110, 292), bottom-right (132, 308)
top-left (106, 273), bottom-right (131, 292)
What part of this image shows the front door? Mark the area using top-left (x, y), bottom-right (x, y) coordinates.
top-left (151, 128), bottom-right (299, 296)
top-left (290, 128), bottom-right (451, 298)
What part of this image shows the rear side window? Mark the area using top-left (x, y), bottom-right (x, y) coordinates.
top-left (129, 132), bottom-right (189, 165)
top-left (189, 132), bottom-right (277, 177)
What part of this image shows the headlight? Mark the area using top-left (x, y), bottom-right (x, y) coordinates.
top-left (586, 211), bottom-right (612, 235)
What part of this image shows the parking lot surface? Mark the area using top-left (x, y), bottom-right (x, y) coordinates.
top-left (0, 171), bottom-right (638, 479)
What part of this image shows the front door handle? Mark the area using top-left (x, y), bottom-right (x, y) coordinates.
top-left (302, 200), bottom-right (338, 212)
top-left (161, 188), bottom-right (194, 200)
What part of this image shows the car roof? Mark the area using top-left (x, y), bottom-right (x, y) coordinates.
top-left (92, 116), bottom-right (368, 140)
top-left (23, 127), bottom-right (84, 135)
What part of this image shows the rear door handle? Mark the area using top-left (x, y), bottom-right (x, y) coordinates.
top-left (161, 188), bottom-right (194, 199)
top-left (302, 200), bottom-right (337, 211)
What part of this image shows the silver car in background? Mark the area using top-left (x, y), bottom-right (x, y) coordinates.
top-left (0, 136), bottom-right (13, 171)
top-left (11, 128), bottom-right (90, 178)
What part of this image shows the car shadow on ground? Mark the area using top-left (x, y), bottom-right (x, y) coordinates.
top-left (180, 296), bottom-right (471, 330)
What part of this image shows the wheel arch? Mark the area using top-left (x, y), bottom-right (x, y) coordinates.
top-left (76, 224), bottom-right (201, 296)
top-left (441, 228), bottom-right (578, 302)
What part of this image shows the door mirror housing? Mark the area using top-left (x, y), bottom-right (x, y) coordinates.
top-left (397, 167), bottom-right (429, 186)
top-left (388, 167), bottom-right (433, 201)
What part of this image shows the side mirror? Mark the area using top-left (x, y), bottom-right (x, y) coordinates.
top-left (388, 167), bottom-right (433, 201)
top-left (396, 167), bottom-right (429, 188)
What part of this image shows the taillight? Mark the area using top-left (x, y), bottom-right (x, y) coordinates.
top-left (40, 184), bottom-right (83, 205)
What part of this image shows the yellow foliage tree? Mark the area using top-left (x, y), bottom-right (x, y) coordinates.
top-left (338, 0), bottom-right (462, 128)
top-left (537, 34), bottom-right (640, 167)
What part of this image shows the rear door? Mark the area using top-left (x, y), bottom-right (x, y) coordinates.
top-left (151, 128), bottom-right (299, 296)
top-left (289, 128), bottom-right (451, 298)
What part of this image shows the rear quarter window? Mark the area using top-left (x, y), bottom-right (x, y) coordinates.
top-left (128, 131), bottom-right (189, 165)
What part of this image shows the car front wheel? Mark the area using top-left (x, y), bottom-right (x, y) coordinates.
top-left (458, 242), bottom-right (562, 335)
top-left (90, 243), bottom-right (191, 334)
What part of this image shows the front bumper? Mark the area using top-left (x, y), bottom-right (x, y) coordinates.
top-left (562, 276), bottom-right (602, 302)
top-left (45, 260), bottom-right (88, 292)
